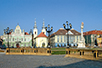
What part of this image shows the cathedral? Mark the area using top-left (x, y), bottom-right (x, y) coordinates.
top-left (3, 20), bottom-right (48, 48)
top-left (33, 20), bottom-right (48, 48)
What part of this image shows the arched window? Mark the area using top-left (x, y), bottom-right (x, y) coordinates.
top-left (35, 32), bottom-right (36, 34)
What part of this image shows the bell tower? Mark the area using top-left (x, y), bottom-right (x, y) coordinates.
top-left (33, 19), bottom-right (38, 38)
top-left (42, 19), bottom-right (46, 35)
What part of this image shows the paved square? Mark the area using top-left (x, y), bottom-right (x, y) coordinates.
top-left (0, 54), bottom-right (102, 68)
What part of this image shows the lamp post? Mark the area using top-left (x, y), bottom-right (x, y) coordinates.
top-left (63, 21), bottom-right (72, 47)
top-left (45, 24), bottom-right (53, 48)
top-left (4, 27), bottom-right (13, 48)
top-left (30, 29), bottom-right (34, 48)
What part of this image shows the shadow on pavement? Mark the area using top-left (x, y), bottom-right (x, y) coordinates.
top-left (37, 60), bottom-right (102, 68)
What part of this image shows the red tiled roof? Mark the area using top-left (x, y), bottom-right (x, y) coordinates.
top-left (54, 28), bottom-right (67, 35)
top-left (37, 32), bottom-right (47, 38)
top-left (25, 32), bottom-right (29, 35)
top-left (84, 30), bottom-right (102, 36)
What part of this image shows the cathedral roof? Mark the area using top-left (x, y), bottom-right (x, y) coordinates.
top-left (37, 32), bottom-right (47, 38)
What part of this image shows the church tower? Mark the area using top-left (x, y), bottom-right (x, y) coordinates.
top-left (42, 20), bottom-right (46, 35)
top-left (33, 19), bottom-right (38, 38)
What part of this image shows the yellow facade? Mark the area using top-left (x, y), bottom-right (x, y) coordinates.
top-left (97, 38), bottom-right (102, 44)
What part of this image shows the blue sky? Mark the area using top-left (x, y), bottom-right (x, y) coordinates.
top-left (0, 0), bottom-right (102, 36)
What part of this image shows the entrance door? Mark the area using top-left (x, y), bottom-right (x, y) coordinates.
top-left (16, 43), bottom-right (20, 48)
top-left (42, 42), bottom-right (45, 48)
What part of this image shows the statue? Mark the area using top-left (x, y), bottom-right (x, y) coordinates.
top-left (78, 22), bottom-right (85, 48)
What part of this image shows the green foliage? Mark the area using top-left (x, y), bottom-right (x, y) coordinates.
top-left (51, 48), bottom-right (66, 55)
top-left (51, 51), bottom-right (66, 55)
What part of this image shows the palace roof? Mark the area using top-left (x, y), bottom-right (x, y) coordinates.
top-left (51, 28), bottom-right (81, 37)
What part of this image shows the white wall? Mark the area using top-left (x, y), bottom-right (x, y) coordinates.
top-left (36, 37), bottom-right (48, 47)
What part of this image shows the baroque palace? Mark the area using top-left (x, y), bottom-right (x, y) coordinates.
top-left (50, 28), bottom-right (81, 47)
top-left (3, 20), bottom-right (48, 48)
top-left (3, 24), bottom-right (32, 48)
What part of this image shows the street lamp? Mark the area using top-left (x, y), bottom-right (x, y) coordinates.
top-left (4, 27), bottom-right (13, 48)
top-left (63, 21), bottom-right (72, 47)
top-left (30, 29), bottom-right (34, 48)
top-left (45, 24), bottom-right (53, 48)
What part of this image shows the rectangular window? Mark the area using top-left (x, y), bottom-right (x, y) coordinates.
top-left (77, 36), bottom-right (78, 42)
top-left (28, 38), bottom-right (30, 41)
top-left (9, 38), bottom-right (11, 41)
top-left (61, 36), bottom-right (62, 42)
top-left (21, 38), bottom-right (23, 41)
top-left (25, 44), bottom-right (26, 47)
top-left (70, 36), bottom-right (75, 43)
top-left (64, 36), bottom-right (66, 42)
top-left (25, 38), bottom-right (26, 41)
top-left (13, 38), bottom-right (14, 41)
top-left (13, 43), bottom-right (14, 46)
top-left (57, 36), bottom-right (59, 42)
top-left (28, 43), bottom-right (30, 46)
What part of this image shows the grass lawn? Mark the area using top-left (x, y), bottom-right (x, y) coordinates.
top-left (51, 51), bottom-right (66, 55)
top-left (51, 47), bottom-right (102, 55)
top-left (51, 48), bottom-right (66, 55)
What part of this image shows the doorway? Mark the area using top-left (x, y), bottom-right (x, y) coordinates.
top-left (16, 43), bottom-right (20, 48)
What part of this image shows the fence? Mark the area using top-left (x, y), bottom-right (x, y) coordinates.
top-left (65, 48), bottom-right (102, 60)
top-left (0, 49), bottom-right (5, 52)
top-left (6, 48), bottom-right (51, 56)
